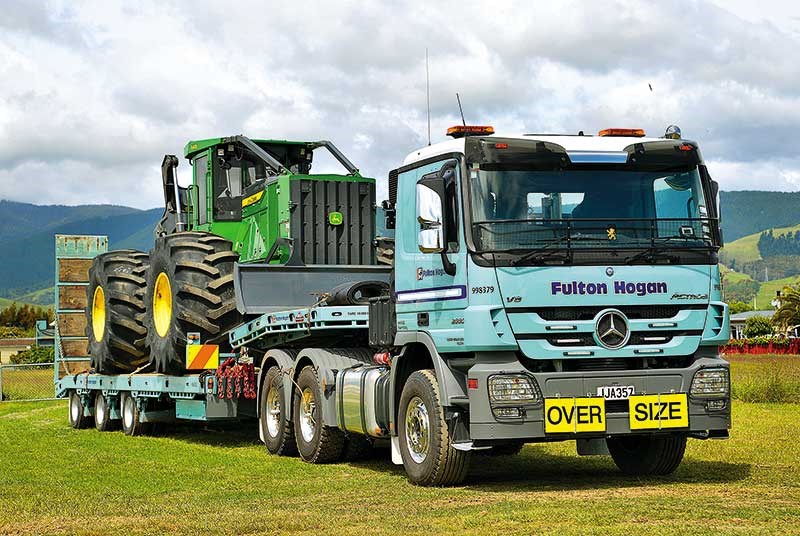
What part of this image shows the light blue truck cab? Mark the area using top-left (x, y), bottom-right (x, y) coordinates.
top-left (386, 126), bottom-right (730, 481)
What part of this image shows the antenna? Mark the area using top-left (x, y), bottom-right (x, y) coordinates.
top-left (426, 48), bottom-right (431, 146)
top-left (456, 93), bottom-right (466, 127)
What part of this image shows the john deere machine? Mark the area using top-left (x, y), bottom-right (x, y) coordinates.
top-left (60, 126), bottom-right (731, 486)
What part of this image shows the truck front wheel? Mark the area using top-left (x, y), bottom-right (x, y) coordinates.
top-left (398, 370), bottom-right (471, 486)
top-left (606, 433), bottom-right (687, 476)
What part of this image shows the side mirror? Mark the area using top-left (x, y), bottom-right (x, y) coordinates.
top-left (417, 183), bottom-right (445, 253)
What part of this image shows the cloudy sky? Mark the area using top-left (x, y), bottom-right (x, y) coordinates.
top-left (1, 0), bottom-right (799, 209)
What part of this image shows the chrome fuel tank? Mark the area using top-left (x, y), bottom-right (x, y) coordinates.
top-left (337, 366), bottom-right (390, 437)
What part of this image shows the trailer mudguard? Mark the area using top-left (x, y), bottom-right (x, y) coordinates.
top-left (257, 349), bottom-right (298, 421)
top-left (294, 348), bottom-right (372, 429)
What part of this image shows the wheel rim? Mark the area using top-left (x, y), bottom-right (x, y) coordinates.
top-left (299, 387), bottom-right (317, 443)
top-left (70, 394), bottom-right (80, 423)
top-left (123, 396), bottom-right (134, 429)
top-left (405, 396), bottom-right (430, 464)
top-left (266, 385), bottom-right (281, 438)
top-left (91, 286), bottom-right (106, 341)
top-left (153, 272), bottom-right (172, 338)
top-left (95, 395), bottom-right (105, 424)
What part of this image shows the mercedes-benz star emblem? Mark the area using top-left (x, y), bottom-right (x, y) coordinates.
top-left (594, 310), bottom-right (630, 349)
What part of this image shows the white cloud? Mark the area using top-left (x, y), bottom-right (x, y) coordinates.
top-left (0, 0), bottom-right (799, 208)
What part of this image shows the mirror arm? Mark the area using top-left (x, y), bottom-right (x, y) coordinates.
top-left (440, 250), bottom-right (456, 276)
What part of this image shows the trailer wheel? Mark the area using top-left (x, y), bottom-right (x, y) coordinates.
top-left (398, 370), bottom-right (471, 486)
top-left (293, 366), bottom-right (346, 463)
top-left (86, 250), bottom-right (150, 373)
top-left (144, 232), bottom-right (242, 374)
top-left (94, 393), bottom-right (116, 432)
top-left (260, 366), bottom-right (296, 456)
top-left (68, 391), bottom-right (91, 429)
top-left (121, 393), bottom-right (146, 436)
top-left (606, 433), bottom-right (687, 476)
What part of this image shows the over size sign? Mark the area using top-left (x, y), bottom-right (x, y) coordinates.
top-left (544, 398), bottom-right (605, 433)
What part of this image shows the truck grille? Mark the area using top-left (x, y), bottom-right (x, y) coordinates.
top-left (563, 358), bottom-right (635, 372)
top-left (524, 305), bottom-right (704, 321)
top-left (538, 330), bottom-right (701, 347)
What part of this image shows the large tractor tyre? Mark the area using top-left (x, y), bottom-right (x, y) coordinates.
top-left (144, 232), bottom-right (241, 374)
top-left (606, 433), bottom-right (687, 476)
top-left (398, 370), bottom-right (471, 486)
top-left (260, 366), bottom-right (297, 456)
top-left (86, 250), bottom-right (149, 373)
top-left (68, 391), bottom-right (91, 429)
top-left (293, 365), bottom-right (346, 463)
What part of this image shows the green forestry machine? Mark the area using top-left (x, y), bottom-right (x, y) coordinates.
top-left (86, 136), bottom-right (387, 374)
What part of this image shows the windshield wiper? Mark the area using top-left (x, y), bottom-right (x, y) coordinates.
top-left (623, 248), bottom-right (679, 265)
top-left (510, 236), bottom-right (572, 266)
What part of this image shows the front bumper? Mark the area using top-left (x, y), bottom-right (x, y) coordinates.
top-left (466, 352), bottom-right (731, 443)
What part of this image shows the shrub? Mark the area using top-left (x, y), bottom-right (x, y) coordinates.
top-left (728, 301), bottom-right (753, 314)
top-left (10, 346), bottom-right (54, 364)
top-left (743, 315), bottom-right (774, 338)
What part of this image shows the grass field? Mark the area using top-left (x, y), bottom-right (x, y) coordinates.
top-left (720, 223), bottom-right (800, 266)
top-left (0, 356), bottom-right (799, 535)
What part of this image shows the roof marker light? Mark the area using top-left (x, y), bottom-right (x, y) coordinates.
top-left (598, 128), bottom-right (646, 137)
top-left (446, 125), bottom-right (495, 138)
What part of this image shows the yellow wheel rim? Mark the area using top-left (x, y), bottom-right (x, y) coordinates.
top-left (153, 272), bottom-right (173, 338)
top-left (91, 286), bottom-right (106, 342)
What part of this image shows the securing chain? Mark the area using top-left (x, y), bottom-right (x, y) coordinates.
top-left (214, 358), bottom-right (257, 400)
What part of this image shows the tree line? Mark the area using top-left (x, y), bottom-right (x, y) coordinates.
top-left (757, 229), bottom-right (800, 258)
top-left (0, 303), bottom-right (54, 330)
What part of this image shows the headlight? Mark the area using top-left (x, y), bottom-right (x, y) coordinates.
top-left (690, 367), bottom-right (730, 398)
top-left (488, 374), bottom-right (542, 405)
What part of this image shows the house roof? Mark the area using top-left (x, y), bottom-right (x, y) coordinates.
top-left (730, 310), bottom-right (775, 322)
top-left (0, 338), bottom-right (35, 347)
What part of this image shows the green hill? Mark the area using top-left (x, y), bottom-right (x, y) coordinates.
top-left (720, 191), bottom-right (800, 242)
top-left (720, 224), bottom-right (800, 267)
top-left (0, 201), bottom-right (161, 304)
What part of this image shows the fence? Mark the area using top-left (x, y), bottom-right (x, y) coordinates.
top-left (723, 339), bottom-right (800, 355)
top-left (0, 362), bottom-right (55, 401)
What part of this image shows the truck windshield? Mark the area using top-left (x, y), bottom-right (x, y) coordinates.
top-left (470, 167), bottom-right (714, 253)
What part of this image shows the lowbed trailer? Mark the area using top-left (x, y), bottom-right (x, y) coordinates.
top-left (59, 125), bottom-right (732, 486)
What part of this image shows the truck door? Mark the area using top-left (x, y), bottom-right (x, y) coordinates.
top-left (395, 158), bottom-right (468, 351)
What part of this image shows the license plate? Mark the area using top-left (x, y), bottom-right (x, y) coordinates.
top-left (597, 385), bottom-right (635, 400)
top-left (629, 393), bottom-right (689, 430)
top-left (544, 398), bottom-right (606, 434)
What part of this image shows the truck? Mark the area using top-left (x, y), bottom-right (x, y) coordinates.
top-left (57, 125), bottom-right (731, 486)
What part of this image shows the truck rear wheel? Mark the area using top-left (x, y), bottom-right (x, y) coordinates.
top-left (398, 370), bottom-right (471, 486)
top-left (68, 391), bottom-right (91, 429)
top-left (293, 365), bottom-right (346, 463)
top-left (606, 433), bottom-right (687, 476)
top-left (260, 366), bottom-right (296, 456)
top-left (144, 232), bottom-right (241, 374)
top-left (86, 250), bottom-right (149, 373)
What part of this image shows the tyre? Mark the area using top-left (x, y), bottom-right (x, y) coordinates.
top-left (121, 393), bottom-right (146, 436)
top-left (484, 441), bottom-right (525, 457)
top-left (606, 433), bottom-right (687, 476)
top-left (94, 393), bottom-right (116, 432)
top-left (68, 391), bottom-right (91, 429)
top-left (293, 365), bottom-right (346, 463)
top-left (398, 370), bottom-right (471, 486)
top-left (260, 366), bottom-right (297, 456)
top-left (86, 250), bottom-right (149, 373)
top-left (144, 232), bottom-right (241, 374)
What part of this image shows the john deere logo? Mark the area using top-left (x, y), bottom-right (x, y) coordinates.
top-left (329, 212), bottom-right (343, 226)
